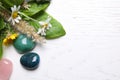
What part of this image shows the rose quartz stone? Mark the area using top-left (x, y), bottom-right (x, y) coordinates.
top-left (0, 59), bottom-right (13, 80)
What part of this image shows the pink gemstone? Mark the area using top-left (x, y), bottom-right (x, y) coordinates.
top-left (0, 59), bottom-right (13, 80)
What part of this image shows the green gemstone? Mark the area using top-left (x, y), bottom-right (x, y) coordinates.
top-left (13, 34), bottom-right (36, 54)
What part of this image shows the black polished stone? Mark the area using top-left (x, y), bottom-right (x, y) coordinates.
top-left (20, 52), bottom-right (40, 70)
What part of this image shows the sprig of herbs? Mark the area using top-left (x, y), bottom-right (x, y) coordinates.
top-left (0, 0), bottom-right (66, 59)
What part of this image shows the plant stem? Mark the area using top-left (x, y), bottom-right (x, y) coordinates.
top-left (0, 4), bottom-right (10, 13)
top-left (19, 12), bottom-right (39, 22)
top-left (19, 12), bottom-right (41, 30)
top-left (0, 5), bottom-right (11, 22)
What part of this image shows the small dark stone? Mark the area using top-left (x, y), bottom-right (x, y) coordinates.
top-left (20, 52), bottom-right (40, 70)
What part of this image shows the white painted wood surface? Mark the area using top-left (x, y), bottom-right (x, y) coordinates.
top-left (3, 0), bottom-right (120, 80)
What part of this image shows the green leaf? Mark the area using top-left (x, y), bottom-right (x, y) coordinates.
top-left (29, 21), bottom-right (41, 31)
top-left (21, 2), bottom-right (50, 16)
top-left (0, 28), bottom-right (8, 40)
top-left (0, 23), bottom-right (12, 40)
top-left (25, 0), bottom-right (51, 3)
top-left (31, 11), bottom-right (66, 39)
top-left (0, 40), bottom-right (3, 59)
top-left (0, 18), bottom-right (5, 30)
top-left (0, 0), bottom-right (24, 8)
top-left (36, 0), bottom-right (51, 3)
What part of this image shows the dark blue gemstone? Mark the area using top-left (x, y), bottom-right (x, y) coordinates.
top-left (20, 52), bottom-right (40, 70)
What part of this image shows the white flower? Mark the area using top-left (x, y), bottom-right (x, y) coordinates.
top-left (8, 5), bottom-right (21, 25)
top-left (37, 28), bottom-right (46, 36)
top-left (37, 16), bottom-right (52, 36)
top-left (39, 16), bottom-right (52, 30)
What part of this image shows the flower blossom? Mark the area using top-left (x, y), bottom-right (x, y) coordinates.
top-left (37, 17), bottom-right (52, 36)
top-left (8, 5), bottom-right (21, 25)
top-left (3, 33), bottom-right (18, 46)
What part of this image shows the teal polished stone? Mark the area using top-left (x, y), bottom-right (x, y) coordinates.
top-left (20, 52), bottom-right (40, 70)
top-left (13, 34), bottom-right (36, 54)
